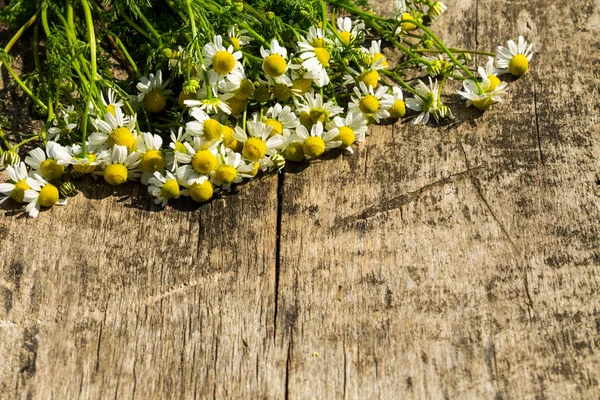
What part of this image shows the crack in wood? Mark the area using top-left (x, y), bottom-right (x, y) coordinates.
top-left (273, 171), bottom-right (284, 340)
top-left (533, 82), bottom-right (545, 166)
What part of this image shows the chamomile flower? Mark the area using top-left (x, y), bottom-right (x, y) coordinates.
top-left (393, 0), bottom-right (406, 17)
top-left (495, 36), bottom-right (533, 76)
top-left (306, 26), bottom-right (331, 48)
top-left (186, 107), bottom-right (225, 141)
top-left (295, 91), bottom-right (344, 128)
top-left (220, 67), bottom-right (254, 100)
top-left (136, 70), bottom-right (171, 113)
top-left (280, 129), bottom-right (305, 162)
top-left (262, 103), bottom-right (300, 136)
top-left (167, 127), bottom-right (191, 171)
top-left (147, 170), bottom-right (182, 206)
top-left (233, 121), bottom-right (284, 164)
top-left (211, 147), bottom-right (246, 190)
top-left (22, 174), bottom-right (67, 218)
top-left (291, 67), bottom-right (327, 90)
top-left (227, 26), bottom-right (251, 51)
top-left (180, 175), bottom-right (213, 203)
top-left (47, 105), bottom-right (78, 141)
top-left (101, 145), bottom-right (141, 186)
top-left (348, 82), bottom-right (393, 123)
top-left (260, 39), bottom-right (291, 84)
top-left (0, 162), bottom-right (35, 204)
top-left (89, 107), bottom-right (138, 151)
top-left (365, 41), bottom-right (389, 69)
top-left (458, 58), bottom-right (508, 111)
top-left (336, 17), bottom-right (363, 46)
top-left (386, 86), bottom-right (407, 118)
top-left (203, 35), bottom-right (243, 77)
top-left (295, 121), bottom-right (341, 159)
top-left (137, 132), bottom-right (166, 184)
top-left (176, 138), bottom-right (220, 186)
top-left (297, 37), bottom-right (331, 78)
top-left (428, 1), bottom-right (448, 21)
top-left (70, 143), bottom-right (103, 174)
top-left (405, 78), bottom-right (442, 125)
top-left (25, 141), bottom-right (71, 181)
top-left (327, 113), bottom-right (368, 154)
top-left (101, 88), bottom-right (124, 116)
top-left (184, 73), bottom-right (232, 115)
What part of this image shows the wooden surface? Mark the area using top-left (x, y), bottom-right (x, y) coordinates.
top-left (2, 0), bottom-right (600, 398)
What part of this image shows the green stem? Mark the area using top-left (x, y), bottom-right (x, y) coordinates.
top-left (185, 0), bottom-right (212, 98)
top-left (41, 5), bottom-right (51, 37)
top-left (107, 31), bottom-right (140, 77)
top-left (121, 12), bottom-right (159, 45)
top-left (1, 60), bottom-right (48, 112)
top-left (81, 0), bottom-right (97, 156)
top-left (325, 0), bottom-right (391, 22)
top-left (12, 135), bottom-right (41, 150)
top-left (137, 11), bottom-right (162, 43)
top-left (0, 11), bottom-right (39, 71)
top-left (0, 128), bottom-right (12, 150)
top-left (236, 22), bottom-right (269, 47)
top-left (414, 48), bottom-right (496, 57)
top-left (381, 70), bottom-right (421, 98)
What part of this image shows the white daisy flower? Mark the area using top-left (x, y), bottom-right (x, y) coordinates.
top-left (227, 26), bottom-right (251, 51)
top-left (167, 127), bottom-right (191, 172)
top-left (348, 82), bottom-right (393, 123)
top-left (186, 107), bottom-right (226, 141)
top-left (326, 113), bottom-right (368, 154)
top-left (219, 66), bottom-right (254, 100)
top-left (47, 105), bottom-right (78, 141)
top-left (405, 78), bottom-right (445, 125)
top-left (22, 174), bottom-right (67, 218)
top-left (262, 103), bottom-right (300, 136)
top-left (364, 41), bottom-right (389, 70)
top-left (294, 90), bottom-right (344, 127)
top-left (386, 86), bottom-right (407, 118)
top-left (203, 35), bottom-right (243, 78)
top-left (136, 70), bottom-right (171, 113)
top-left (297, 37), bottom-right (331, 84)
top-left (458, 58), bottom-right (508, 111)
top-left (89, 107), bottom-right (138, 151)
top-left (101, 145), bottom-right (141, 186)
top-left (291, 67), bottom-right (327, 90)
top-left (147, 170), bottom-right (182, 206)
top-left (428, 1), bottom-right (448, 21)
top-left (0, 162), bottom-right (36, 204)
top-left (306, 26), bottom-right (332, 48)
top-left (336, 17), bottom-right (364, 46)
top-left (260, 39), bottom-right (291, 85)
top-left (184, 73), bottom-right (233, 115)
top-left (233, 121), bottom-right (284, 165)
top-left (495, 36), bottom-right (533, 76)
top-left (101, 88), bottom-right (125, 115)
top-left (137, 132), bottom-right (166, 184)
top-left (70, 143), bottom-right (103, 174)
top-left (25, 141), bottom-right (71, 181)
top-left (294, 121), bottom-right (341, 159)
top-left (280, 128), bottom-right (305, 162)
top-left (211, 146), bottom-right (249, 190)
top-left (176, 138), bottom-right (220, 187)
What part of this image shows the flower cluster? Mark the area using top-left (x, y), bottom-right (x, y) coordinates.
top-left (0, 0), bottom-right (533, 217)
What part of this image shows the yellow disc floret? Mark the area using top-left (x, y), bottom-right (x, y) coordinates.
top-left (283, 142), bottom-right (305, 162)
top-left (235, 78), bottom-right (255, 100)
top-left (243, 137), bottom-right (267, 161)
top-left (214, 165), bottom-right (238, 184)
top-left (191, 150), bottom-right (217, 174)
top-left (509, 54), bottom-right (529, 76)
top-left (402, 13), bottom-right (417, 31)
top-left (313, 47), bottom-right (330, 67)
top-left (106, 104), bottom-right (116, 116)
top-left (309, 108), bottom-right (330, 124)
top-left (141, 150), bottom-right (166, 173)
top-left (189, 180), bottom-right (213, 203)
top-left (389, 99), bottom-right (406, 118)
top-left (161, 179), bottom-right (180, 200)
top-left (472, 96), bottom-right (495, 111)
top-left (73, 153), bottom-right (98, 174)
top-left (338, 31), bottom-right (353, 45)
top-left (311, 37), bottom-right (325, 48)
top-left (10, 180), bottom-right (29, 203)
top-left (230, 37), bottom-right (241, 51)
top-left (292, 78), bottom-right (313, 95)
top-left (488, 75), bottom-right (501, 91)
top-left (108, 127), bottom-right (136, 151)
top-left (336, 126), bottom-right (355, 147)
top-left (371, 53), bottom-right (388, 68)
top-left (40, 159), bottom-right (65, 180)
top-left (302, 136), bottom-right (325, 158)
top-left (273, 84), bottom-right (292, 102)
top-left (359, 70), bottom-right (380, 89)
top-left (227, 97), bottom-right (248, 115)
top-left (263, 54), bottom-right (287, 77)
top-left (264, 118), bottom-right (284, 136)
top-left (213, 50), bottom-right (236, 75)
top-left (143, 89), bottom-right (167, 113)
top-left (178, 91), bottom-right (195, 108)
top-left (203, 119), bottom-right (223, 141)
top-left (359, 95), bottom-right (380, 114)
top-left (104, 164), bottom-right (128, 186)
top-left (38, 184), bottom-right (59, 208)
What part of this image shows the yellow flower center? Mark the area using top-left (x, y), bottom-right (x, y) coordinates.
top-left (104, 164), bottom-right (128, 186)
top-left (309, 108), bottom-right (330, 124)
top-left (359, 95), bottom-right (380, 114)
top-left (230, 37), bottom-right (241, 51)
top-left (273, 84), bottom-right (292, 102)
top-left (336, 126), bottom-right (355, 147)
top-left (203, 119), bottom-right (223, 141)
top-left (472, 96), bottom-right (495, 111)
top-left (235, 78), bottom-right (255, 100)
top-left (359, 70), bottom-right (380, 89)
top-left (338, 31), bottom-right (353, 45)
top-left (174, 141), bottom-right (187, 154)
top-left (10, 179), bottom-right (29, 203)
top-left (161, 179), bottom-right (180, 199)
top-left (389, 99), bottom-right (406, 118)
top-left (509, 54), bottom-right (529, 76)
top-left (299, 112), bottom-right (313, 129)
top-left (313, 47), bottom-right (330, 67)
top-left (108, 126), bottom-right (136, 150)
top-left (143, 89), bottom-right (167, 113)
top-left (264, 118), bottom-right (284, 136)
top-left (254, 86), bottom-right (271, 104)
top-left (311, 37), bottom-right (325, 48)
top-left (191, 150), bottom-right (217, 174)
top-left (303, 137), bottom-right (325, 158)
top-left (283, 142), bottom-right (305, 162)
top-left (178, 91), bottom-right (195, 108)
top-left (227, 97), bottom-right (248, 115)
top-left (263, 54), bottom-right (287, 77)
top-left (106, 104), bottom-right (116, 116)
top-left (73, 153), bottom-right (98, 174)
top-left (213, 50), bottom-right (236, 75)
top-left (189, 180), bottom-right (213, 203)
top-left (40, 159), bottom-right (65, 180)
top-left (371, 53), bottom-right (388, 68)
top-left (38, 184), bottom-right (59, 208)
top-left (141, 150), bottom-right (166, 173)
top-left (487, 74), bottom-right (501, 91)
top-left (402, 13), bottom-right (417, 31)
top-left (292, 78), bottom-right (313, 95)
top-left (214, 165), bottom-right (238, 184)
top-left (243, 137), bottom-right (267, 161)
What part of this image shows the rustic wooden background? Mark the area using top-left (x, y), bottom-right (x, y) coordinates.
top-left (1, 0), bottom-right (600, 398)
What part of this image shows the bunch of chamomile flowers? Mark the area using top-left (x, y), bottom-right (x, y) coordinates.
top-left (0, 0), bottom-right (533, 217)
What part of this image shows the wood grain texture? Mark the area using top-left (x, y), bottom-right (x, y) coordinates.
top-left (1, 0), bottom-right (600, 398)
